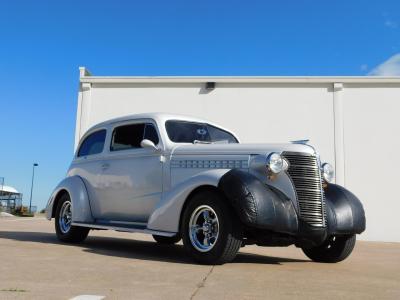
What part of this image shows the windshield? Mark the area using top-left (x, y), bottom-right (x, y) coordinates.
top-left (165, 120), bottom-right (238, 144)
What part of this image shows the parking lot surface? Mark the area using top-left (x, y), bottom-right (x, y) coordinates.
top-left (0, 216), bottom-right (399, 300)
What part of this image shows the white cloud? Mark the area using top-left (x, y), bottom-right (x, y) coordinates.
top-left (368, 53), bottom-right (400, 76)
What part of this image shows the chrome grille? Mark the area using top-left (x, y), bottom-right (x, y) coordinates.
top-left (283, 152), bottom-right (326, 227)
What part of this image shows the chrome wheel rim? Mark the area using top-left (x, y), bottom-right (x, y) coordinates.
top-left (189, 205), bottom-right (220, 252)
top-left (59, 201), bottom-right (72, 234)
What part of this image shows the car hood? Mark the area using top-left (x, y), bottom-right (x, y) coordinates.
top-left (170, 143), bottom-right (316, 156)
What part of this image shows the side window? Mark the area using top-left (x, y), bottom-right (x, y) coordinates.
top-left (111, 123), bottom-right (146, 151)
top-left (78, 130), bottom-right (107, 157)
top-left (144, 123), bottom-right (159, 145)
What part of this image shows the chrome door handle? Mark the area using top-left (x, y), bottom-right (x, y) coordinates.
top-left (101, 163), bottom-right (110, 170)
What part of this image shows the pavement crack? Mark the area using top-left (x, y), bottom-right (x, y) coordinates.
top-left (190, 265), bottom-right (215, 300)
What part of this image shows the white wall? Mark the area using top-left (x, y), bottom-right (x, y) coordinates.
top-left (83, 82), bottom-right (336, 165)
top-left (342, 84), bottom-right (400, 242)
top-left (77, 76), bottom-right (400, 242)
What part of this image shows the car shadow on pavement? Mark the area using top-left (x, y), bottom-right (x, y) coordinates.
top-left (0, 231), bottom-right (309, 265)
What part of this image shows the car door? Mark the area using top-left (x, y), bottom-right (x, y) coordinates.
top-left (94, 120), bottom-right (163, 224)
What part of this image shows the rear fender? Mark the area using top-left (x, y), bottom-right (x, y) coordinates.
top-left (45, 176), bottom-right (94, 223)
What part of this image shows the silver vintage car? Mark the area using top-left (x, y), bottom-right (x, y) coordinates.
top-left (46, 113), bottom-right (365, 264)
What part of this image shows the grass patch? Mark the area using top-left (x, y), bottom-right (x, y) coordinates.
top-left (1, 288), bottom-right (28, 292)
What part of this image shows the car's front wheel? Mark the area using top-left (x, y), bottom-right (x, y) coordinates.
top-left (181, 190), bottom-right (242, 265)
top-left (55, 193), bottom-right (89, 243)
top-left (302, 234), bottom-right (356, 263)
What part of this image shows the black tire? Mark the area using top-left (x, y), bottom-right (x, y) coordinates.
top-left (302, 234), bottom-right (356, 263)
top-left (181, 190), bottom-right (242, 265)
top-left (153, 234), bottom-right (181, 245)
top-left (55, 193), bottom-right (90, 243)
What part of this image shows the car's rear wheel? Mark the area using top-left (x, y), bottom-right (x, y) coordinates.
top-left (181, 190), bottom-right (242, 265)
top-left (152, 234), bottom-right (181, 245)
top-left (55, 193), bottom-right (89, 243)
top-left (302, 234), bottom-right (356, 263)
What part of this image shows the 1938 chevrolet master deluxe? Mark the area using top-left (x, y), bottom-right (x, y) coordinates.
top-left (46, 113), bottom-right (365, 264)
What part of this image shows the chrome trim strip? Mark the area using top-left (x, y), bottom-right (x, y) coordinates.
top-left (72, 222), bottom-right (177, 237)
top-left (171, 159), bottom-right (249, 169)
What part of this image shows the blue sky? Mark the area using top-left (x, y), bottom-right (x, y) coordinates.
top-left (0, 0), bottom-right (399, 210)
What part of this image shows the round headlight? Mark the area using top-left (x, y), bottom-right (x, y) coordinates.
top-left (322, 163), bottom-right (335, 183)
top-left (267, 153), bottom-right (284, 174)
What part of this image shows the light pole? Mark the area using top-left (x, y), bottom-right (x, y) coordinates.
top-left (29, 163), bottom-right (39, 214)
top-left (0, 177), bottom-right (4, 194)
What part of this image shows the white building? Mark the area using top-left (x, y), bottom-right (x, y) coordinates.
top-left (76, 67), bottom-right (400, 242)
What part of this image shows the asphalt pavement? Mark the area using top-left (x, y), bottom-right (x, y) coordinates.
top-left (0, 216), bottom-right (399, 300)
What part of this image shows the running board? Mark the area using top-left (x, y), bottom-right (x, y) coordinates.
top-left (72, 222), bottom-right (176, 237)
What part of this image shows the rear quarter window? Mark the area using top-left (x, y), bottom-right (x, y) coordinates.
top-left (77, 130), bottom-right (107, 157)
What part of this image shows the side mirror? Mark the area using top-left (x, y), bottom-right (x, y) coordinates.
top-left (140, 139), bottom-right (159, 151)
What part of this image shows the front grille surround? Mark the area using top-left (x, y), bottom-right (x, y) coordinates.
top-left (282, 152), bottom-right (326, 227)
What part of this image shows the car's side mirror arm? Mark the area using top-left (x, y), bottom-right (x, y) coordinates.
top-left (140, 139), bottom-right (160, 152)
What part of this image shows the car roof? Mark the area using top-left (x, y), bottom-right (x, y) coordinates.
top-left (87, 112), bottom-right (218, 132)
top-left (80, 112), bottom-right (240, 147)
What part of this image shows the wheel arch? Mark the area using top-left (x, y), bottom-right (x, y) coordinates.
top-left (51, 189), bottom-right (69, 218)
top-left (45, 176), bottom-right (94, 223)
top-left (147, 169), bottom-right (230, 233)
top-left (178, 185), bottom-right (223, 233)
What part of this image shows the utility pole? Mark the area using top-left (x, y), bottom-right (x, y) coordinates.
top-left (29, 163), bottom-right (39, 214)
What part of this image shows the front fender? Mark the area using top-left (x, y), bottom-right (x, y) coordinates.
top-left (325, 184), bottom-right (366, 235)
top-left (45, 176), bottom-right (94, 223)
top-left (147, 169), bottom-right (229, 233)
top-left (218, 169), bottom-right (298, 234)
